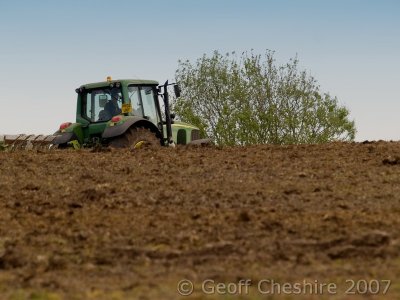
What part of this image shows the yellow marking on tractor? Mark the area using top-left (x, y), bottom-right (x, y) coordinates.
top-left (134, 141), bottom-right (145, 149)
top-left (68, 140), bottom-right (81, 150)
top-left (122, 103), bottom-right (132, 114)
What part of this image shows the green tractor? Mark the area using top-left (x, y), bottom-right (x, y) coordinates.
top-left (3, 77), bottom-right (208, 150)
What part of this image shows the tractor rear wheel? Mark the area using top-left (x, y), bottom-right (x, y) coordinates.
top-left (109, 127), bottom-right (160, 149)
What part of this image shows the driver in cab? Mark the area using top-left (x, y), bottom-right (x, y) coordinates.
top-left (105, 89), bottom-right (122, 117)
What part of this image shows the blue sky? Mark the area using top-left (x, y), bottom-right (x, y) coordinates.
top-left (0, 0), bottom-right (399, 140)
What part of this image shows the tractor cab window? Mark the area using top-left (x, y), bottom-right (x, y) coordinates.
top-left (128, 85), bottom-right (160, 124)
top-left (140, 87), bottom-right (159, 124)
top-left (128, 86), bottom-right (143, 116)
top-left (83, 87), bottom-right (122, 122)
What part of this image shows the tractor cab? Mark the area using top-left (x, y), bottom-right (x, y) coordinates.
top-left (77, 79), bottom-right (161, 123)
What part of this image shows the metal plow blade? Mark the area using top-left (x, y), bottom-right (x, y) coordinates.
top-left (1, 134), bottom-right (58, 151)
top-left (0, 135), bottom-right (5, 151)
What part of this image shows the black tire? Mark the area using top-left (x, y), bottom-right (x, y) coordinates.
top-left (109, 127), bottom-right (160, 149)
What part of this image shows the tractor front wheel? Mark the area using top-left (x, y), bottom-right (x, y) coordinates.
top-left (109, 127), bottom-right (160, 149)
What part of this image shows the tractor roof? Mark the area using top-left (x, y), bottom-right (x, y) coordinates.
top-left (81, 79), bottom-right (159, 89)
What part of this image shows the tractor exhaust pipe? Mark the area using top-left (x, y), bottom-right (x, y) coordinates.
top-left (160, 80), bottom-right (181, 146)
top-left (162, 80), bottom-right (174, 146)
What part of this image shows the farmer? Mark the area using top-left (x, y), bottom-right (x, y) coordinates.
top-left (104, 88), bottom-right (122, 118)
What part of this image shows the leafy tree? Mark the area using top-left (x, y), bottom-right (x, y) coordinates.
top-left (173, 50), bottom-right (356, 145)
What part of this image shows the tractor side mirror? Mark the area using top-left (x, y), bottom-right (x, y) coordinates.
top-left (170, 113), bottom-right (176, 120)
top-left (174, 85), bottom-right (181, 98)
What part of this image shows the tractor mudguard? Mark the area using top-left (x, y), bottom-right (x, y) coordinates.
top-left (102, 116), bottom-right (162, 140)
top-left (53, 123), bottom-right (84, 145)
top-left (53, 132), bottom-right (75, 145)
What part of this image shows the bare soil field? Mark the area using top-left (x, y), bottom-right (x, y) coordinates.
top-left (0, 142), bottom-right (400, 299)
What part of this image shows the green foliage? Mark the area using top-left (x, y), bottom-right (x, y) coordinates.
top-left (0, 141), bottom-right (6, 151)
top-left (173, 50), bottom-right (356, 145)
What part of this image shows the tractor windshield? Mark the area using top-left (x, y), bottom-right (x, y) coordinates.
top-left (82, 87), bottom-right (122, 122)
top-left (128, 85), bottom-right (160, 125)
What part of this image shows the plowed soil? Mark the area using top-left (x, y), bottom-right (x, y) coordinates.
top-left (1, 142), bottom-right (400, 300)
